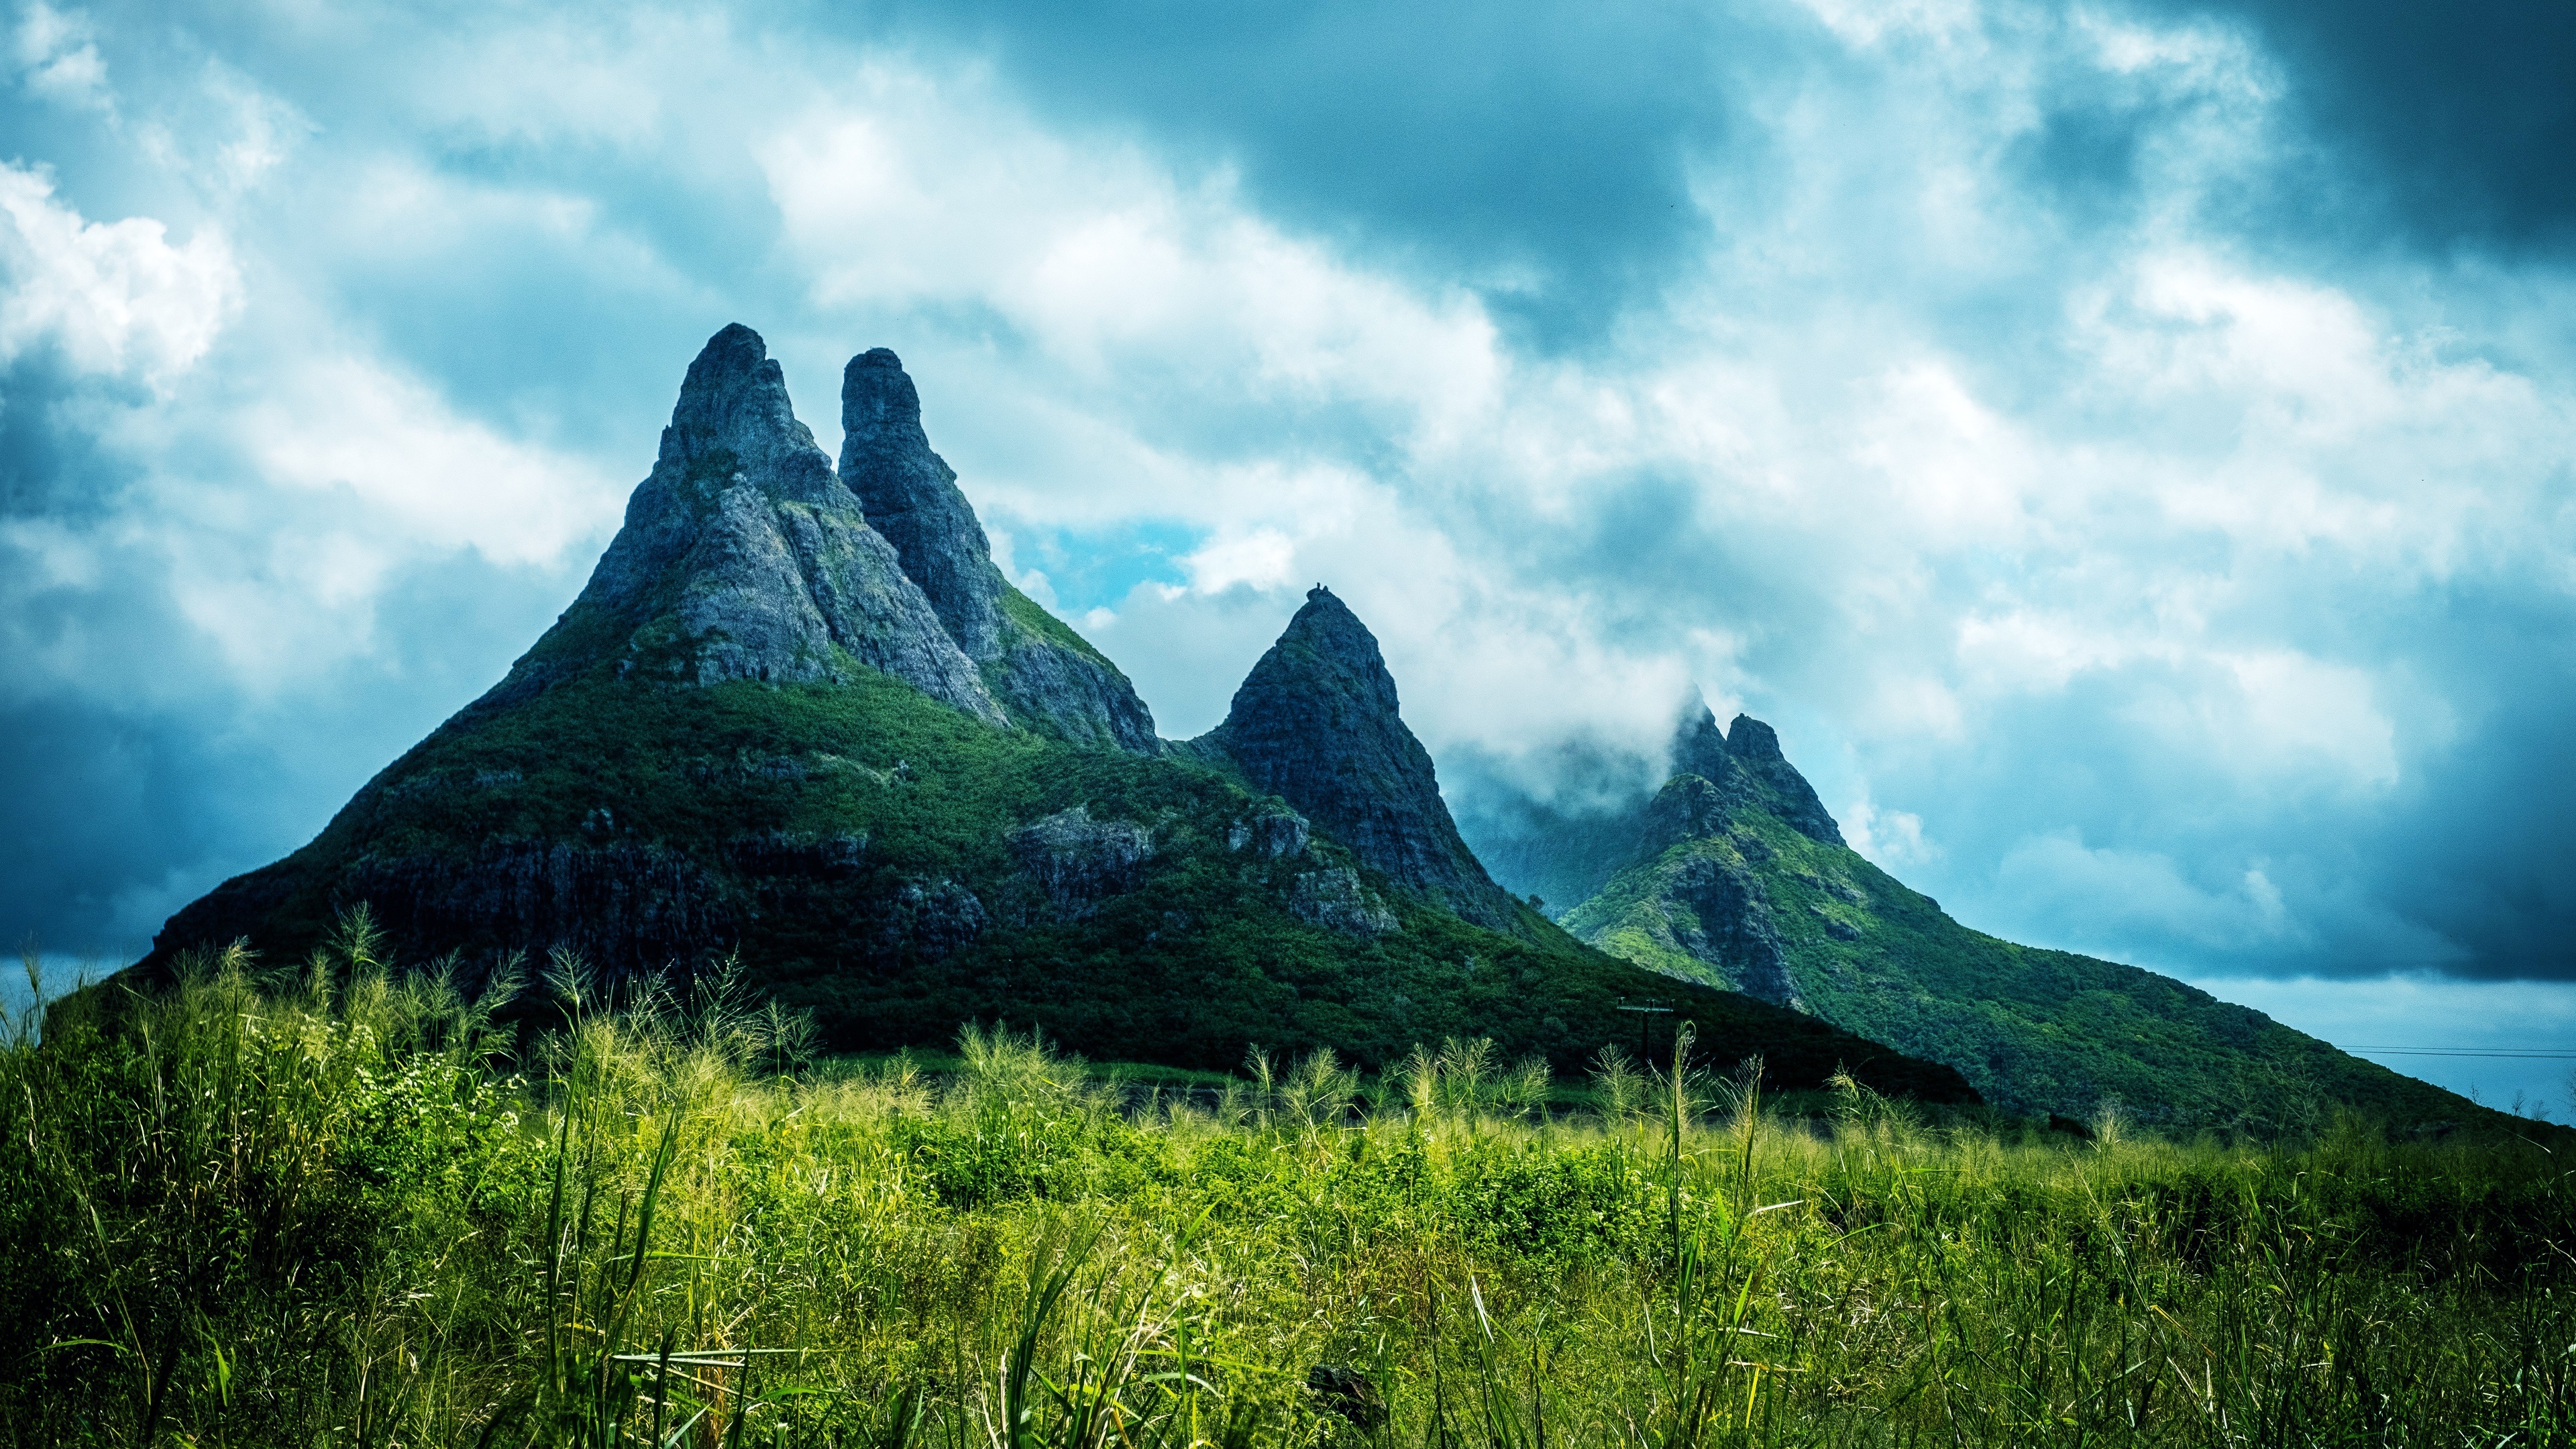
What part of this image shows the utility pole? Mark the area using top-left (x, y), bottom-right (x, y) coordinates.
top-left (1615, 1002), bottom-right (1673, 1063)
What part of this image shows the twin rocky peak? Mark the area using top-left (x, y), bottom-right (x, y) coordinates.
top-left (494, 323), bottom-right (1152, 750)
top-left (492, 323), bottom-right (1526, 933)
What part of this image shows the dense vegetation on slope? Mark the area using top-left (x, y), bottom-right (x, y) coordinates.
top-left (7, 957), bottom-right (2569, 1447)
top-left (148, 669), bottom-right (1972, 1097)
top-left (1464, 704), bottom-right (2494, 1134)
top-left (1565, 804), bottom-right (2487, 1132)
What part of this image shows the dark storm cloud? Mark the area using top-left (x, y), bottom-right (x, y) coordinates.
top-left (0, 531), bottom-right (598, 951)
top-left (2169, 0), bottom-right (2576, 252)
top-left (873, 0), bottom-right (1746, 346)
top-left (0, 350), bottom-right (121, 517)
top-left (0, 699), bottom-right (288, 953)
top-left (2357, 589), bottom-right (2576, 980)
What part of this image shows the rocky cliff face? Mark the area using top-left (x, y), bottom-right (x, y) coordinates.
top-left (1610, 844), bottom-right (1801, 1008)
top-left (839, 349), bottom-right (1159, 752)
top-left (1196, 587), bottom-right (1527, 933)
top-left (1666, 693), bottom-right (1844, 848)
top-left (1006, 806), bottom-right (1155, 920)
top-left (1718, 714), bottom-right (1845, 847)
top-left (484, 325), bottom-right (1006, 725)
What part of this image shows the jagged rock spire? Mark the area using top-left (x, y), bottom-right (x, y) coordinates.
top-left (1197, 586), bottom-right (1525, 932)
top-left (839, 348), bottom-right (1010, 659)
top-left (836, 347), bottom-right (1161, 753)
top-left (1721, 713), bottom-right (1843, 847)
top-left (663, 323), bottom-right (837, 489)
top-left (484, 324), bottom-right (1008, 724)
top-left (1662, 688), bottom-right (1845, 847)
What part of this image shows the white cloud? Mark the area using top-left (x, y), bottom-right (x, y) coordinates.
top-left (757, 73), bottom-right (1502, 434)
top-left (1851, 360), bottom-right (2043, 546)
top-left (0, 162), bottom-right (239, 381)
top-left (1792, 0), bottom-right (1982, 49)
top-left (201, 63), bottom-right (312, 193)
top-left (1844, 793), bottom-right (1939, 869)
top-left (12, 1), bottom-right (109, 113)
top-left (1182, 527), bottom-right (1298, 595)
top-left (238, 355), bottom-right (625, 568)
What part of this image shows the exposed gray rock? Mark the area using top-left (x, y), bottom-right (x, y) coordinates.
top-left (838, 347), bottom-right (1161, 751)
top-left (838, 347), bottom-right (1011, 659)
top-left (1639, 854), bottom-right (1801, 1010)
top-left (1723, 714), bottom-right (1845, 847)
top-left (484, 325), bottom-right (1007, 724)
top-left (1227, 808), bottom-right (1311, 859)
top-left (343, 841), bottom-right (736, 971)
top-left (1196, 587), bottom-right (1526, 933)
top-left (724, 830), bottom-right (867, 877)
top-left (988, 629), bottom-right (1161, 752)
top-left (1644, 773), bottom-right (1731, 845)
top-left (1289, 867), bottom-right (1399, 936)
top-left (1006, 806), bottom-right (1155, 919)
top-left (878, 878), bottom-right (987, 960)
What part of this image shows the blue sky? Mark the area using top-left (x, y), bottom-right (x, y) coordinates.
top-left (3, 0), bottom-right (2573, 1111)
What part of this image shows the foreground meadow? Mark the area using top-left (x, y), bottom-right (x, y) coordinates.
top-left (3, 929), bottom-right (2571, 1448)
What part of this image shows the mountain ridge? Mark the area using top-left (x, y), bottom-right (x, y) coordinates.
top-left (1460, 696), bottom-right (2495, 1132)
top-left (129, 323), bottom-right (1977, 1104)
top-left (124, 321), bottom-right (2489, 1134)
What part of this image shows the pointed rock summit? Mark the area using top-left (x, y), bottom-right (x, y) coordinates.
top-left (839, 348), bottom-right (1159, 752)
top-left (487, 324), bottom-right (1005, 724)
top-left (1656, 691), bottom-right (1844, 849)
top-left (839, 348), bottom-right (1009, 658)
top-left (1719, 712), bottom-right (1844, 846)
top-left (1197, 587), bottom-right (1527, 932)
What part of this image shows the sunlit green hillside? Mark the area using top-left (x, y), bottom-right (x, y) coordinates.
top-left (1564, 805), bottom-right (2484, 1133)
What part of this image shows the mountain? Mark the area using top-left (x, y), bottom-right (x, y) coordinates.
top-left (134, 325), bottom-right (1974, 1100)
top-left (1190, 587), bottom-right (1531, 935)
top-left (1460, 693), bottom-right (2493, 1134)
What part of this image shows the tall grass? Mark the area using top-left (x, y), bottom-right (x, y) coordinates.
top-left (3, 922), bottom-right (2571, 1446)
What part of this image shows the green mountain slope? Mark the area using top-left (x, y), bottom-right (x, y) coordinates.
top-left (135, 326), bottom-right (1975, 1102)
top-left (1469, 698), bottom-right (2493, 1133)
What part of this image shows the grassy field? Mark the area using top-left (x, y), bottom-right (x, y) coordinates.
top-left (5, 927), bottom-right (2572, 1448)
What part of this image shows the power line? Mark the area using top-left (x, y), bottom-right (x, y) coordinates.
top-left (2340, 1047), bottom-right (2576, 1059)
